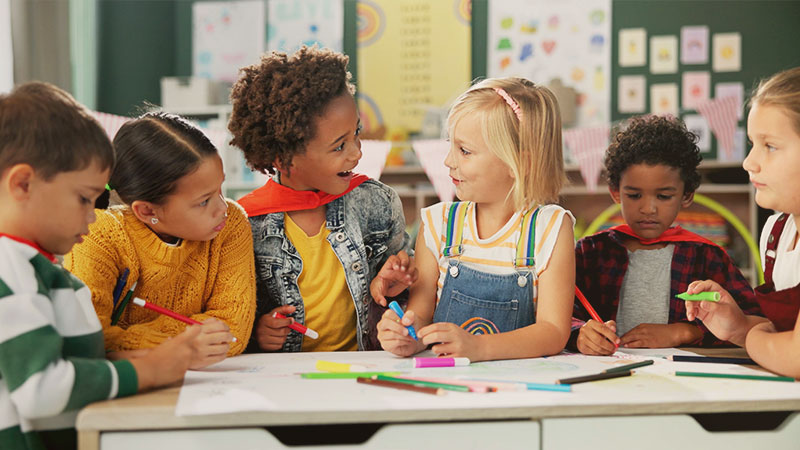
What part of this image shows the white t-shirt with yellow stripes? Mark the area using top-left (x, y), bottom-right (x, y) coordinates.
top-left (421, 202), bottom-right (575, 303)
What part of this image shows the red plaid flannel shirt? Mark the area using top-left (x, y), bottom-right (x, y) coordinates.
top-left (571, 228), bottom-right (762, 347)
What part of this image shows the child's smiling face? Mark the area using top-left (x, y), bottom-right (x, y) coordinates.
top-left (610, 163), bottom-right (693, 240)
top-left (278, 93), bottom-right (363, 195)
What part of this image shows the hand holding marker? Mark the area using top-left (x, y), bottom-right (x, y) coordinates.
top-left (388, 300), bottom-right (418, 340)
top-left (274, 312), bottom-right (319, 339)
top-left (676, 291), bottom-right (720, 302)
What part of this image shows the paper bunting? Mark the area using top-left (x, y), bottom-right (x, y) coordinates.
top-left (696, 96), bottom-right (738, 160)
top-left (563, 126), bottom-right (610, 192)
top-left (411, 139), bottom-right (455, 202)
top-left (354, 140), bottom-right (391, 180)
top-left (91, 111), bottom-right (130, 140)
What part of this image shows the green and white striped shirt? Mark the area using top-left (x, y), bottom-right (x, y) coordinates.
top-left (0, 236), bottom-right (138, 450)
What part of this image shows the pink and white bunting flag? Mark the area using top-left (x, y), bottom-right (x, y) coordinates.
top-left (696, 96), bottom-right (738, 159)
top-left (91, 111), bottom-right (130, 140)
top-left (411, 139), bottom-right (455, 202)
top-left (354, 140), bottom-right (392, 180)
top-left (563, 126), bottom-right (610, 192)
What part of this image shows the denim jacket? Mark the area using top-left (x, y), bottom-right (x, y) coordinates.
top-left (246, 178), bottom-right (411, 352)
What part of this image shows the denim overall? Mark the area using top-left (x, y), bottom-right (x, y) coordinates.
top-left (431, 202), bottom-right (539, 334)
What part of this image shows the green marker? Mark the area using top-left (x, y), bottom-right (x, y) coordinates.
top-left (675, 371), bottom-right (795, 382)
top-left (676, 291), bottom-right (720, 302)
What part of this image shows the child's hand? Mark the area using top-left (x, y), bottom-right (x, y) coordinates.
top-left (418, 322), bottom-right (482, 361)
top-left (188, 318), bottom-right (234, 369)
top-left (129, 324), bottom-right (202, 391)
top-left (376, 308), bottom-right (425, 356)
top-left (370, 251), bottom-right (417, 306)
top-left (577, 320), bottom-right (619, 355)
top-left (619, 323), bottom-right (700, 348)
top-left (684, 279), bottom-right (749, 344)
top-left (255, 305), bottom-right (296, 351)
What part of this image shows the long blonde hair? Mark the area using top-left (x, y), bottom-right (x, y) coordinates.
top-left (750, 67), bottom-right (800, 134)
top-left (447, 77), bottom-right (565, 210)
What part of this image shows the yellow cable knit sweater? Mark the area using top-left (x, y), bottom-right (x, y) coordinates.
top-left (64, 199), bottom-right (255, 355)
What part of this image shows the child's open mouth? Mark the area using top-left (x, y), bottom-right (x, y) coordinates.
top-left (337, 170), bottom-right (353, 178)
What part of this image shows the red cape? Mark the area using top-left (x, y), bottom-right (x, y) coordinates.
top-left (609, 224), bottom-right (721, 249)
top-left (238, 174), bottom-right (370, 217)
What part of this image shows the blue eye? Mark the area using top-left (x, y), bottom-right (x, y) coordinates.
top-left (199, 198), bottom-right (209, 206)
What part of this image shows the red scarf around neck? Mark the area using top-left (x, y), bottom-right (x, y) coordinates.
top-left (609, 224), bottom-right (721, 248)
top-left (238, 174), bottom-right (370, 217)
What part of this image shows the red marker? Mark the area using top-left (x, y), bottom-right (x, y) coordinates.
top-left (132, 298), bottom-right (236, 342)
top-left (273, 312), bottom-right (319, 339)
top-left (575, 287), bottom-right (616, 348)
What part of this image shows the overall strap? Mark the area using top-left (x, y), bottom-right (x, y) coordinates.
top-left (514, 207), bottom-right (540, 268)
top-left (442, 202), bottom-right (471, 257)
top-left (763, 213), bottom-right (789, 284)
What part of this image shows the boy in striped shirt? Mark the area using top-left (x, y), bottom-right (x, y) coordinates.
top-left (0, 82), bottom-right (200, 450)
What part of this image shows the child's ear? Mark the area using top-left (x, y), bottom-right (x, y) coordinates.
top-left (608, 186), bottom-right (622, 204)
top-left (130, 200), bottom-right (159, 224)
top-left (681, 190), bottom-right (695, 208)
top-left (6, 164), bottom-right (35, 200)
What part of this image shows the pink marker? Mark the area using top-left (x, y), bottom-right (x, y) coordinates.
top-left (413, 357), bottom-right (470, 368)
top-left (274, 312), bottom-right (319, 339)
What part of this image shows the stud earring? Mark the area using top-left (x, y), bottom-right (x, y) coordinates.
top-left (151, 217), bottom-right (159, 225)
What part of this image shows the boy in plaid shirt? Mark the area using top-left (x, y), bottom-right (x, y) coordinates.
top-left (572, 115), bottom-right (761, 355)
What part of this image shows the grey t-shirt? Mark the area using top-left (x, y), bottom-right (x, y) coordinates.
top-left (615, 244), bottom-right (675, 336)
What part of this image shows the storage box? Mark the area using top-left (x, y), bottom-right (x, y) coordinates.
top-left (160, 77), bottom-right (214, 108)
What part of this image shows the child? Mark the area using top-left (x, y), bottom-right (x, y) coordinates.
top-left (0, 82), bottom-right (199, 449)
top-left (686, 67), bottom-right (800, 377)
top-left (228, 46), bottom-right (414, 353)
top-left (65, 112), bottom-right (256, 368)
top-left (573, 115), bottom-right (761, 356)
top-left (376, 77), bottom-right (575, 362)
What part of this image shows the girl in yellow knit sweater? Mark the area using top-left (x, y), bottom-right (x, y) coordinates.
top-left (65, 112), bottom-right (256, 369)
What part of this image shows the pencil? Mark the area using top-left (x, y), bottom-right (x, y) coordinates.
top-left (357, 377), bottom-right (445, 395)
top-left (375, 375), bottom-right (471, 392)
top-left (671, 355), bottom-right (757, 365)
top-left (557, 370), bottom-right (632, 385)
top-left (604, 360), bottom-right (654, 373)
top-left (575, 286), bottom-right (602, 323)
top-left (675, 371), bottom-right (795, 382)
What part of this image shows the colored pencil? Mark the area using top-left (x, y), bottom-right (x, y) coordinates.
top-left (575, 286), bottom-right (602, 323)
top-left (392, 376), bottom-right (496, 393)
top-left (675, 371), bottom-right (795, 382)
top-left (301, 372), bottom-right (401, 379)
top-left (670, 355), bottom-right (757, 365)
top-left (375, 375), bottom-right (471, 392)
top-left (357, 377), bottom-right (444, 396)
top-left (110, 281), bottom-right (137, 325)
top-left (464, 378), bottom-right (572, 392)
top-left (604, 360), bottom-right (654, 373)
top-left (111, 268), bottom-right (130, 308)
top-left (557, 370), bottom-right (632, 385)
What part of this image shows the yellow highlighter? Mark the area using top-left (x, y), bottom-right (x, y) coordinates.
top-left (316, 360), bottom-right (369, 373)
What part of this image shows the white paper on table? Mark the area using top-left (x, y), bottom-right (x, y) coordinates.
top-left (354, 140), bottom-right (391, 180)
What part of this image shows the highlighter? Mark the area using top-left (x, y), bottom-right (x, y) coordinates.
top-left (388, 301), bottom-right (418, 340)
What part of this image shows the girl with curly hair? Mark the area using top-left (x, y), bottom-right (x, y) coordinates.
top-left (573, 114), bottom-right (761, 356)
top-left (229, 46), bottom-right (415, 353)
top-left (376, 77), bottom-right (576, 362)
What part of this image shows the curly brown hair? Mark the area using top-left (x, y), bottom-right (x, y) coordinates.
top-left (605, 115), bottom-right (702, 193)
top-left (228, 46), bottom-right (355, 175)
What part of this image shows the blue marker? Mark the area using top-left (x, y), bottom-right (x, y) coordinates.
top-left (388, 301), bottom-right (418, 340)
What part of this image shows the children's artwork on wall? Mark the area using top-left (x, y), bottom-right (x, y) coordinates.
top-left (193, 0), bottom-right (265, 82)
top-left (488, 0), bottom-right (612, 127)
top-left (618, 28), bottom-right (646, 67)
top-left (267, 0), bottom-right (343, 53)
top-left (715, 82), bottom-right (745, 119)
top-left (681, 71), bottom-right (710, 110)
top-left (712, 32), bottom-right (741, 72)
top-left (680, 26), bottom-right (708, 65)
top-left (649, 35), bottom-right (678, 74)
top-left (717, 127), bottom-right (746, 162)
top-left (617, 75), bottom-right (646, 113)
top-left (357, 0), bottom-right (470, 135)
top-left (683, 114), bottom-right (711, 152)
top-left (650, 83), bottom-right (678, 116)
